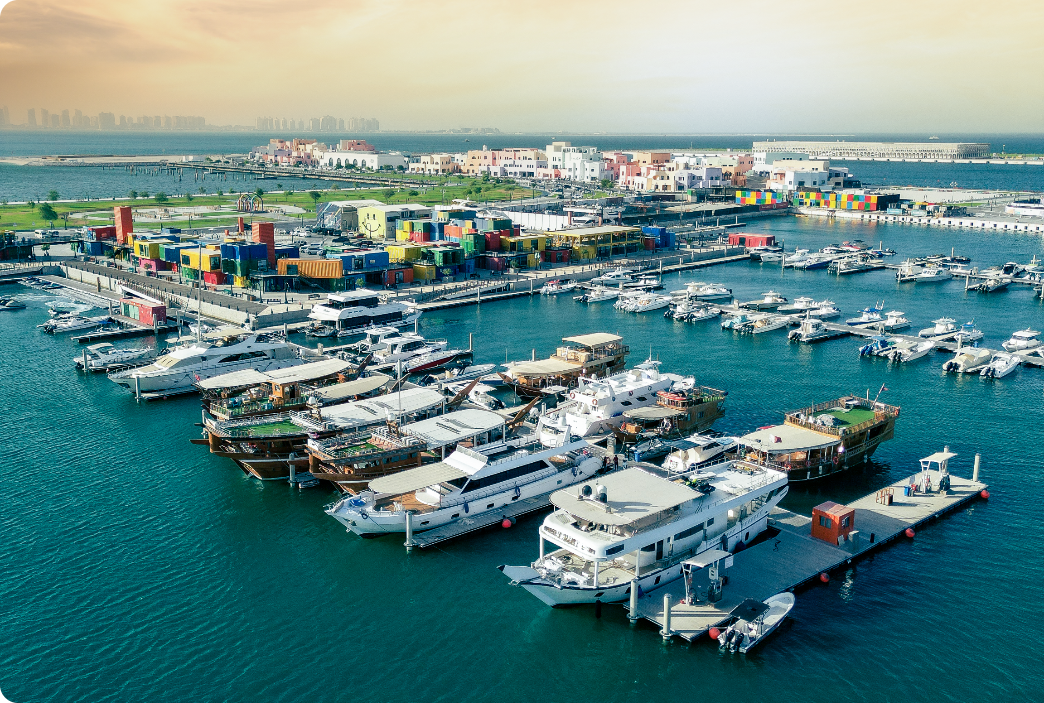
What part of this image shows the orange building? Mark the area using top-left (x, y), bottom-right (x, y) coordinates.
top-left (811, 501), bottom-right (855, 545)
top-left (114, 206), bottom-right (133, 244)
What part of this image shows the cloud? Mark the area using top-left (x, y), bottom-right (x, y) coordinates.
top-left (0, 0), bottom-right (1042, 132)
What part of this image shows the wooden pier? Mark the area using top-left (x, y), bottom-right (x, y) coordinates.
top-left (628, 465), bottom-right (988, 642)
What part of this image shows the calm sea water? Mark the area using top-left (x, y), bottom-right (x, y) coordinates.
top-left (1, 216), bottom-right (1043, 701)
top-left (1, 131), bottom-right (1042, 202)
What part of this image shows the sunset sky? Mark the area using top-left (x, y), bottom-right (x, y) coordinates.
top-left (0, 0), bottom-right (1042, 133)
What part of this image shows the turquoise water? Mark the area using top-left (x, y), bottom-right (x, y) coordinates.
top-left (2, 217), bottom-right (1043, 702)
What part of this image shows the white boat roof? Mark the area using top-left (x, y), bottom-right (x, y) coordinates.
top-left (197, 358), bottom-right (349, 390)
top-left (508, 358), bottom-right (578, 376)
top-left (321, 387), bottom-right (445, 427)
top-left (683, 549), bottom-right (732, 568)
top-left (401, 408), bottom-right (505, 448)
top-left (368, 461), bottom-right (466, 495)
top-left (921, 450), bottom-right (957, 463)
top-left (740, 423), bottom-right (838, 452)
top-left (562, 333), bottom-right (622, 347)
top-left (309, 373), bottom-right (392, 402)
top-left (550, 467), bottom-right (699, 527)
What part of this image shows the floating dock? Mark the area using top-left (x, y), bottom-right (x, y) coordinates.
top-left (628, 464), bottom-right (987, 641)
top-left (72, 318), bottom-right (182, 343)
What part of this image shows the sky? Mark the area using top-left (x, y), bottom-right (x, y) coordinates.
top-left (0, 0), bottom-right (1042, 133)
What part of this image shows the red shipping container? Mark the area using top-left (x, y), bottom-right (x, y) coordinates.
top-left (203, 271), bottom-right (226, 285)
top-left (114, 206), bottom-right (133, 244)
top-left (137, 303), bottom-right (167, 326)
top-left (252, 221), bottom-right (276, 267)
top-left (383, 267), bottom-right (414, 286)
top-left (484, 231), bottom-right (501, 252)
top-left (139, 257), bottom-right (168, 272)
top-left (90, 225), bottom-right (117, 240)
top-left (643, 236), bottom-right (657, 250)
top-left (410, 231), bottom-right (431, 243)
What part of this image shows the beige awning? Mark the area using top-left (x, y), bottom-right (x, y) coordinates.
top-left (368, 462), bottom-right (466, 495)
top-left (562, 333), bottom-right (622, 347)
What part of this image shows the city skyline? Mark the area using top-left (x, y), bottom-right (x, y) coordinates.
top-left (0, 1), bottom-right (1042, 134)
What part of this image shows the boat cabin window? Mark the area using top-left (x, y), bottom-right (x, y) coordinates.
top-left (636, 396), bottom-right (647, 402)
top-left (640, 544), bottom-right (656, 552)
top-left (605, 544), bottom-right (625, 556)
top-left (620, 401), bottom-right (632, 406)
top-left (675, 523), bottom-right (704, 540)
top-left (706, 517), bottom-right (715, 526)
top-left (460, 460), bottom-right (550, 492)
top-left (218, 351), bottom-right (267, 364)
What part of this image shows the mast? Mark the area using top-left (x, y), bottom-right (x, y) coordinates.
top-left (196, 240), bottom-right (202, 342)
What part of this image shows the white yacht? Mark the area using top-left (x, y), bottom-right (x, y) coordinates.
top-left (308, 290), bottom-right (421, 336)
top-left (325, 441), bottom-right (602, 537)
top-left (574, 287), bottom-right (620, 303)
top-left (782, 250), bottom-right (811, 268)
top-left (910, 266), bottom-right (953, 283)
top-left (880, 311), bottom-right (911, 331)
top-left (592, 267), bottom-right (636, 284)
top-left (109, 332), bottom-right (301, 393)
top-left (499, 461), bottom-right (788, 606)
top-left (777, 296), bottom-right (817, 314)
top-left (741, 291), bottom-right (788, 311)
top-left (536, 362), bottom-right (687, 447)
top-left (628, 294), bottom-right (672, 313)
top-left (41, 315), bottom-right (113, 334)
top-left (980, 352), bottom-right (1020, 379)
top-left (952, 321), bottom-right (984, 344)
top-left (660, 435), bottom-right (739, 473)
top-left (788, 317), bottom-right (836, 343)
top-left (74, 343), bottom-right (155, 372)
top-left (682, 282), bottom-right (732, 301)
top-left (885, 339), bottom-right (935, 363)
top-left (808, 300), bottom-right (841, 319)
top-left (744, 315), bottom-right (789, 335)
top-left (799, 253), bottom-right (834, 270)
top-left (918, 317), bottom-right (957, 339)
top-left (845, 305), bottom-right (883, 326)
top-left (540, 280), bottom-right (578, 295)
top-left (1002, 328), bottom-right (1041, 352)
top-left (942, 347), bottom-right (992, 374)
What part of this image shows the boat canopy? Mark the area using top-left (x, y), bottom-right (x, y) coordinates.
top-left (623, 406), bottom-right (683, 421)
top-left (320, 388), bottom-right (445, 428)
top-left (730, 598), bottom-right (770, 619)
top-left (368, 461), bottom-right (466, 495)
top-left (196, 358), bottom-right (350, 391)
top-left (549, 467), bottom-right (698, 526)
top-left (921, 450), bottom-right (957, 464)
top-left (682, 549), bottom-right (732, 568)
top-left (507, 358), bottom-right (578, 377)
top-left (309, 373), bottom-right (392, 403)
top-left (401, 409), bottom-right (505, 449)
top-left (740, 424), bottom-right (838, 453)
top-left (562, 333), bottom-right (622, 348)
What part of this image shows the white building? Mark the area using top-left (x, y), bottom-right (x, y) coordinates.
top-left (546, 142), bottom-right (606, 182)
top-left (318, 150), bottom-right (407, 171)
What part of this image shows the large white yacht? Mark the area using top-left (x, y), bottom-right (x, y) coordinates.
top-left (499, 461), bottom-right (788, 606)
top-left (308, 290), bottom-right (421, 335)
top-left (109, 332), bottom-right (301, 393)
top-left (536, 361), bottom-right (687, 447)
top-left (325, 440), bottom-right (602, 537)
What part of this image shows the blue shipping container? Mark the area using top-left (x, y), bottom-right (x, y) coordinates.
top-left (274, 246), bottom-right (299, 259)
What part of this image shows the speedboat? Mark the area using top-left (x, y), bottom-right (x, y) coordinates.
top-left (895, 260), bottom-right (923, 282)
top-left (980, 352), bottom-right (1020, 379)
top-left (592, 267), bottom-right (636, 284)
top-left (326, 440), bottom-right (603, 538)
top-left (952, 321), bottom-right (984, 344)
top-left (745, 315), bottom-right (789, 335)
top-left (305, 323), bottom-right (337, 338)
top-left (918, 317), bottom-right (957, 339)
top-left (831, 258), bottom-right (874, 275)
top-left (109, 332), bottom-right (301, 394)
top-left (541, 279), bottom-right (578, 295)
top-left (799, 253), bottom-right (835, 270)
top-left (741, 291), bottom-right (788, 311)
top-left (690, 282), bottom-right (733, 301)
top-left (575, 286), bottom-right (619, 303)
top-left (808, 300), bottom-right (841, 319)
top-left (660, 435), bottom-right (738, 472)
top-left (1002, 328), bottom-right (1041, 352)
top-left (777, 296), bottom-right (817, 314)
top-left (880, 311), bottom-right (911, 332)
top-left (885, 339), bottom-right (935, 363)
top-left (910, 266), bottom-right (953, 283)
top-left (499, 461), bottom-right (789, 606)
top-left (721, 312), bottom-right (765, 331)
top-left (308, 290), bottom-right (421, 336)
top-left (942, 347), bottom-right (992, 374)
top-left (629, 294), bottom-right (673, 313)
top-left (859, 335), bottom-right (898, 357)
top-left (0, 298), bottom-right (27, 311)
top-left (717, 593), bottom-right (796, 654)
top-left (624, 275), bottom-right (664, 290)
top-left (74, 343), bottom-right (155, 372)
top-left (782, 250), bottom-right (811, 268)
top-left (846, 304), bottom-right (883, 326)
top-left (788, 317), bottom-right (835, 343)
top-left (41, 315), bottom-right (113, 334)
top-left (535, 361), bottom-right (687, 447)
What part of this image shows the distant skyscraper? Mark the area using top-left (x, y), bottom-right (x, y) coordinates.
top-left (61, 109), bottom-right (71, 128)
top-left (27, 108), bottom-right (36, 127)
top-left (40, 108), bottom-right (50, 128)
top-left (74, 109), bottom-right (83, 128)
top-left (0, 106), bottom-right (9, 127)
top-left (99, 112), bottom-right (116, 129)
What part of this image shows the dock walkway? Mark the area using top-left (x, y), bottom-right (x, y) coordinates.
top-left (629, 469), bottom-right (987, 641)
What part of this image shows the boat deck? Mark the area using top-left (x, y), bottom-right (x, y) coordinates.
top-left (629, 468), bottom-right (987, 641)
top-left (409, 494), bottom-right (558, 549)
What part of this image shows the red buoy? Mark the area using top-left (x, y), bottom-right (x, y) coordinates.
top-left (905, 528), bottom-right (916, 538)
top-left (709, 628), bottom-right (720, 640)
top-left (819, 572), bottom-right (830, 583)
top-left (501, 518), bottom-right (512, 529)
top-left (980, 490), bottom-right (990, 499)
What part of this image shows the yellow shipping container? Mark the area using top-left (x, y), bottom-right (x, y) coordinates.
top-left (276, 258), bottom-right (344, 278)
top-left (233, 275), bottom-right (250, 287)
top-left (526, 253), bottom-right (537, 268)
top-left (386, 244), bottom-right (426, 263)
top-left (413, 263), bottom-right (436, 281)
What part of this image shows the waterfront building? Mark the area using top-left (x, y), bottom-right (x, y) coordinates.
top-left (753, 140), bottom-right (991, 160)
top-left (549, 224), bottom-right (642, 260)
top-left (357, 204), bottom-right (433, 240)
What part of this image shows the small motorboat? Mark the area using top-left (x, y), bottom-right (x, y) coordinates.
top-left (41, 315), bottom-right (113, 334)
top-left (788, 317), bottom-right (837, 343)
top-left (886, 339), bottom-right (935, 363)
top-left (683, 282), bottom-right (733, 301)
top-left (808, 300), bottom-right (841, 319)
top-left (943, 347), bottom-right (992, 374)
top-left (919, 317), bottom-right (957, 339)
top-left (880, 311), bottom-right (911, 332)
top-left (717, 593), bottom-right (796, 654)
top-left (74, 343), bottom-right (156, 371)
top-left (629, 294), bottom-right (673, 313)
top-left (777, 296), bottom-right (817, 314)
top-left (952, 321), bottom-right (984, 345)
top-left (0, 298), bottom-right (27, 311)
top-left (741, 291), bottom-right (788, 311)
top-left (1002, 328), bottom-right (1041, 352)
top-left (540, 279), bottom-right (578, 295)
top-left (980, 352), bottom-right (1020, 379)
top-left (846, 304), bottom-right (884, 326)
top-left (304, 323), bottom-right (337, 338)
top-left (859, 335), bottom-right (899, 357)
top-left (574, 286), bottom-right (619, 303)
top-left (745, 315), bottom-right (789, 335)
